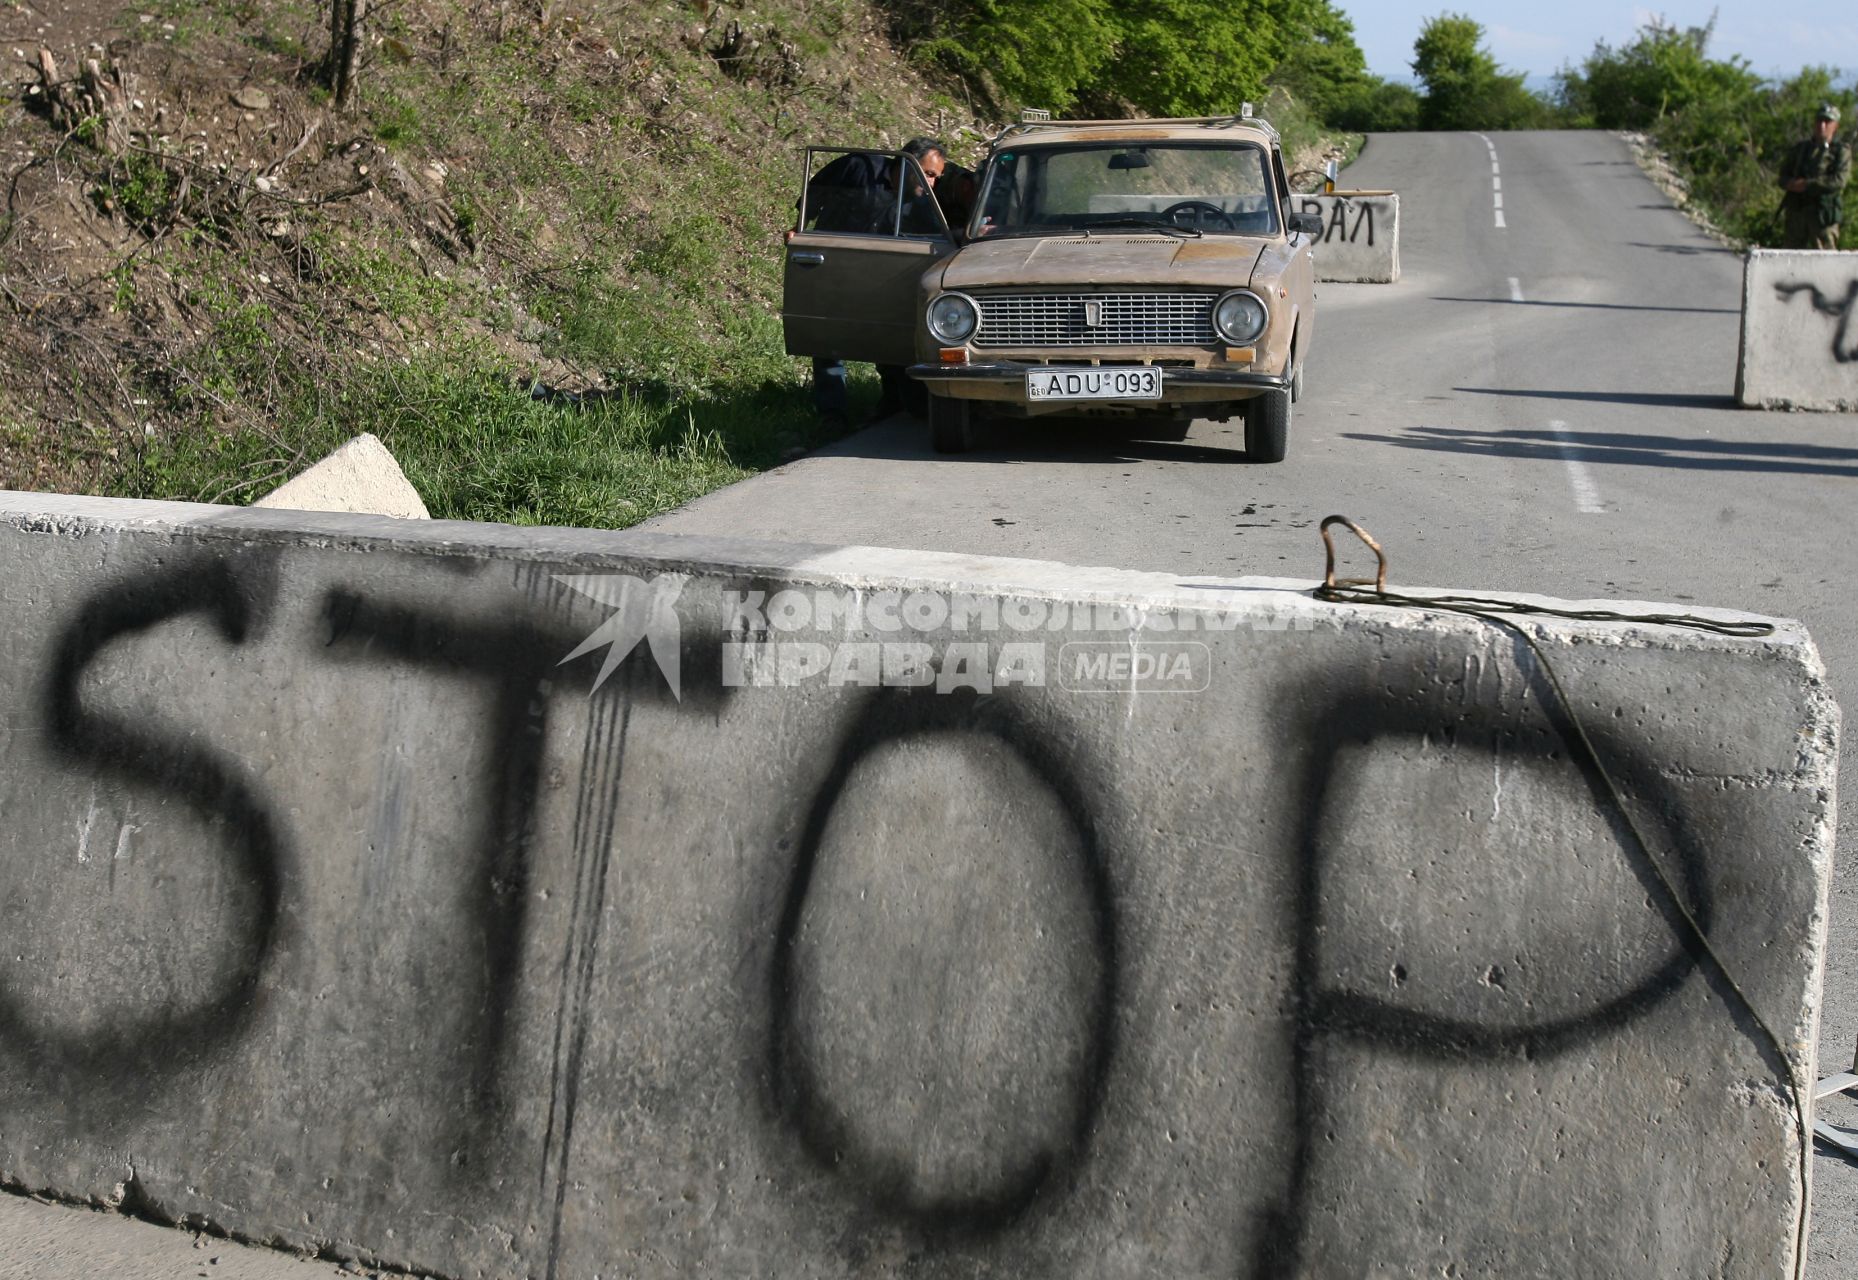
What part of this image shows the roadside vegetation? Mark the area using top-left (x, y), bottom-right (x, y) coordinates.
top-left (2, 0), bottom-right (979, 523)
top-left (1367, 11), bottom-right (1856, 249)
top-left (1555, 18), bottom-right (1856, 248)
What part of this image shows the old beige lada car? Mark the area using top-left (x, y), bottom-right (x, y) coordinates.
top-left (782, 111), bottom-right (1319, 459)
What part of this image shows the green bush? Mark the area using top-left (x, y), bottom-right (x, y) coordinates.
top-left (100, 152), bottom-right (178, 230)
top-left (915, 0), bottom-right (1116, 115)
top-left (1555, 17), bottom-right (1760, 130)
top-left (1412, 13), bottom-right (1555, 131)
top-left (1662, 68), bottom-right (1857, 246)
top-left (1561, 17), bottom-right (1858, 246)
top-left (883, 0), bottom-right (1367, 117)
top-left (1330, 79), bottom-right (1422, 133)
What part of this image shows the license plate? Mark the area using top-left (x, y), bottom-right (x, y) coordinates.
top-left (1025, 366), bottom-right (1163, 402)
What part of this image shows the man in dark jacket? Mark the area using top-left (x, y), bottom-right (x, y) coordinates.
top-left (804, 142), bottom-right (948, 236)
top-left (805, 139), bottom-right (948, 424)
top-left (804, 150), bottom-right (894, 235)
top-left (1780, 103), bottom-right (1851, 250)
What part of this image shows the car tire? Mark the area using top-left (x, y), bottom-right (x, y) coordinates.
top-left (929, 394), bottom-right (974, 454)
top-left (1244, 387), bottom-right (1290, 463)
top-left (1291, 360), bottom-right (1305, 404)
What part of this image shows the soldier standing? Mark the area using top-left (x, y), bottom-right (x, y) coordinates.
top-left (1779, 103), bottom-right (1851, 250)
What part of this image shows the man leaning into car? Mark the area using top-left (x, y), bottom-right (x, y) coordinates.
top-left (809, 138), bottom-right (947, 427)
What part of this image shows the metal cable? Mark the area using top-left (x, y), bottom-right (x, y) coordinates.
top-left (1311, 516), bottom-right (1809, 1279)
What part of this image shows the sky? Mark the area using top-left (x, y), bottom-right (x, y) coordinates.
top-left (1348, 3), bottom-right (1858, 85)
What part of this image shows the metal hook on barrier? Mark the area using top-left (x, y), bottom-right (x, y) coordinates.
top-left (1320, 515), bottom-right (1387, 592)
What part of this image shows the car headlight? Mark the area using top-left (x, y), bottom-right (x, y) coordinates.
top-left (1212, 290), bottom-right (1268, 344)
top-left (927, 292), bottom-right (979, 344)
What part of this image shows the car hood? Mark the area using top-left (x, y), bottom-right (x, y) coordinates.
top-left (935, 234), bottom-right (1269, 291)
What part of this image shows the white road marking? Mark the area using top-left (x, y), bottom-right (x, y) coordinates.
top-left (1504, 281), bottom-right (1605, 512)
top-left (1550, 420), bottom-right (1607, 513)
top-left (1477, 134), bottom-right (1505, 226)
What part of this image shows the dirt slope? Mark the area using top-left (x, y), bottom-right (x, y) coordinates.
top-left (0, 0), bottom-right (981, 517)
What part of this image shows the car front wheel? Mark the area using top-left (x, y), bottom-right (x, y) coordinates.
top-left (1244, 387), bottom-right (1290, 463)
top-left (929, 394), bottom-right (974, 454)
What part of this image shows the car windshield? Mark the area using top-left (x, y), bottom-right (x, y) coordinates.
top-left (973, 141), bottom-right (1279, 237)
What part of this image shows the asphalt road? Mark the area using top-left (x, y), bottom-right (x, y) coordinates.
top-left (9, 128), bottom-right (1858, 1275)
top-left (644, 128), bottom-right (1858, 1276)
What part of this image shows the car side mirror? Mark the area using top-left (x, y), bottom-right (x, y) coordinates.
top-left (1289, 211), bottom-right (1324, 238)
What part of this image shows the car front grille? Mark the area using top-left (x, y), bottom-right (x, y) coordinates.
top-left (971, 291), bottom-right (1218, 348)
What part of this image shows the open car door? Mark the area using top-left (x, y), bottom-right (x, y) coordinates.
top-left (783, 148), bottom-right (954, 367)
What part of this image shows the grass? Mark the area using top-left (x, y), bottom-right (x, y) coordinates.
top-left (112, 336), bottom-right (876, 527)
top-left (55, 0), bottom-right (920, 526)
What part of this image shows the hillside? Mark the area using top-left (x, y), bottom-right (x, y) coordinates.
top-left (0, 1), bottom-right (1348, 526)
top-left (0, 0), bottom-right (983, 524)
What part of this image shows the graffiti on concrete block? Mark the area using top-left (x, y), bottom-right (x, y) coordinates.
top-left (318, 587), bottom-right (564, 1155)
top-left (1253, 665), bottom-right (1733, 1276)
top-left (0, 551), bottom-right (1807, 1278)
top-left (769, 689), bottom-right (1118, 1236)
top-left (1298, 196), bottom-right (1375, 246)
top-left (1775, 278), bottom-right (1858, 361)
top-left (0, 554), bottom-right (287, 1096)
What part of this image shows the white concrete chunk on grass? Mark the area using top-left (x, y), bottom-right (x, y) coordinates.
top-left (253, 432), bottom-right (429, 519)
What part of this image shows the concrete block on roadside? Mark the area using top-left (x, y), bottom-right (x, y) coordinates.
top-left (252, 432), bottom-right (429, 518)
top-left (0, 491), bottom-right (1835, 1279)
top-left (1294, 191), bottom-right (1400, 282)
top-left (1737, 247), bottom-right (1858, 410)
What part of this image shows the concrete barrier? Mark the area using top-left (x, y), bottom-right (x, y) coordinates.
top-left (253, 432), bottom-right (429, 518)
top-left (1737, 247), bottom-right (1858, 410)
top-left (0, 491), bottom-right (1835, 1279)
top-left (1294, 191), bottom-right (1399, 283)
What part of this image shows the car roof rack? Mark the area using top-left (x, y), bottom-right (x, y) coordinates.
top-left (992, 110), bottom-right (1279, 145)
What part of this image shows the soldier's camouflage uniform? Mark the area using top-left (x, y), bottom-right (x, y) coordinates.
top-left (1779, 133), bottom-right (1851, 250)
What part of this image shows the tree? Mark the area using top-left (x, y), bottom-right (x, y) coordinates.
top-left (1087, 0), bottom-right (1370, 116)
top-left (1269, 4), bottom-right (1374, 122)
top-left (888, 0), bottom-right (1365, 118)
top-left (1411, 12), bottom-right (1546, 130)
top-left (915, 0), bottom-right (1118, 114)
top-left (1556, 17), bottom-right (1759, 129)
top-left (889, 0), bottom-right (1370, 121)
top-left (1333, 79), bottom-right (1422, 132)
top-left (326, 0), bottom-right (366, 110)
top-left (1091, 0), bottom-right (1284, 116)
